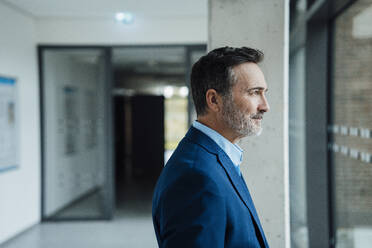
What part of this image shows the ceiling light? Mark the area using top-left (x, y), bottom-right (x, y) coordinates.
top-left (115, 12), bottom-right (134, 24)
top-left (179, 86), bottom-right (189, 97)
top-left (164, 86), bottom-right (174, 98)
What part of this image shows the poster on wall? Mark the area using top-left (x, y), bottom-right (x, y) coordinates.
top-left (0, 76), bottom-right (18, 172)
top-left (84, 90), bottom-right (97, 150)
top-left (62, 86), bottom-right (79, 155)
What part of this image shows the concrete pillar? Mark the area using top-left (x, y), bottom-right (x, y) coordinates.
top-left (208, 0), bottom-right (290, 247)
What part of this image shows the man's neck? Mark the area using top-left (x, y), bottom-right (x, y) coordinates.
top-left (196, 116), bottom-right (241, 144)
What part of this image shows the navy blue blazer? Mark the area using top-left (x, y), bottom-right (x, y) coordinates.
top-left (152, 127), bottom-right (269, 248)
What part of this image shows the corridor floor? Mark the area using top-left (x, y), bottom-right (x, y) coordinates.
top-left (1, 180), bottom-right (158, 248)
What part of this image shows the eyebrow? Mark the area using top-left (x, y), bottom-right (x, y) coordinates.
top-left (246, 87), bottom-right (268, 92)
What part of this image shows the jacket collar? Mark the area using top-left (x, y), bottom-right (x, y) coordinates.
top-left (185, 126), bottom-right (222, 155)
top-left (185, 126), bottom-right (269, 247)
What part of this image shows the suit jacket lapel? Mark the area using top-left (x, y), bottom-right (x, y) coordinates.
top-left (239, 170), bottom-right (269, 247)
top-left (217, 152), bottom-right (265, 233)
top-left (218, 152), bottom-right (269, 248)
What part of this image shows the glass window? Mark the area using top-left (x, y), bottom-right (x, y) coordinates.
top-left (332, 0), bottom-right (372, 246)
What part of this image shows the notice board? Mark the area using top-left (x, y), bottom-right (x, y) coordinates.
top-left (0, 76), bottom-right (18, 172)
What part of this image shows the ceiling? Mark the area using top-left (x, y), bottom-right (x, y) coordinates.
top-left (2, 0), bottom-right (207, 18)
top-left (112, 46), bottom-right (186, 74)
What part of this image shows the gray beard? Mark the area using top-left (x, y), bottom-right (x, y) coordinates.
top-left (221, 96), bottom-right (263, 137)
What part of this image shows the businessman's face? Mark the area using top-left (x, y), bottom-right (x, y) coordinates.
top-left (221, 62), bottom-right (270, 137)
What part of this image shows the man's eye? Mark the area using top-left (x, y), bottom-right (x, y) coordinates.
top-left (249, 90), bottom-right (260, 95)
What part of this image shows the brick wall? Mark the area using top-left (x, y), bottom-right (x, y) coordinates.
top-left (333, 0), bottom-right (372, 227)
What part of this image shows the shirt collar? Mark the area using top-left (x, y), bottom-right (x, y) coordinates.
top-left (192, 120), bottom-right (243, 169)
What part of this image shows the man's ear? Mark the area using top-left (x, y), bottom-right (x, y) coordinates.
top-left (205, 89), bottom-right (222, 113)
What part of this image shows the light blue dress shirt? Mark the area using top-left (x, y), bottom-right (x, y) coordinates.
top-left (192, 120), bottom-right (243, 176)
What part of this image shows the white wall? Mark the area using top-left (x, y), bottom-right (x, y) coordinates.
top-left (209, 0), bottom-right (290, 247)
top-left (0, 3), bottom-right (40, 244)
top-left (35, 16), bottom-right (207, 45)
top-left (43, 52), bottom-right (106, 216)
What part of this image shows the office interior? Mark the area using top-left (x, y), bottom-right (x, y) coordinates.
top-left (0, 0), bottom-right (371, 247)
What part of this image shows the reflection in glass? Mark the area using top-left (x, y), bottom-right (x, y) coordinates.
top-left (332, 1), bottom-right (372, 246)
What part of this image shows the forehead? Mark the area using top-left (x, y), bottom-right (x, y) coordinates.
top-left (232, 62), bottom-right (267, 90)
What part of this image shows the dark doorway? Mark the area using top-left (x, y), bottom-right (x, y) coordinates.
top-left (131, 95), bottom-right (164, 181)
top-left (114, 95), bottom-right (127, 194)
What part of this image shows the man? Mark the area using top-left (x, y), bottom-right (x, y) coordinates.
top-left (152, 47), bottom-right (270, 247)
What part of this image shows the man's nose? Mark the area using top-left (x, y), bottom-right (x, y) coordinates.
top-left (258, 96), bottom-right (270, 113)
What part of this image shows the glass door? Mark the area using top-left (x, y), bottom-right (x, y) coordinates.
top-left (40, 47), bottom-right (114, 220)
